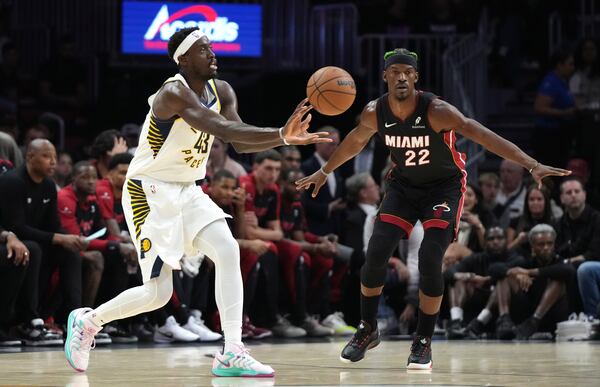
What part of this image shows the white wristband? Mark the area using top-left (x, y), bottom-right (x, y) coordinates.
top-left (278, 127), bottom-right (289, 145)
top-left (319, 166), bottom-right (331, 176)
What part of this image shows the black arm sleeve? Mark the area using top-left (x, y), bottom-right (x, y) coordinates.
top-left (0, 175), bottom-right (55, 244)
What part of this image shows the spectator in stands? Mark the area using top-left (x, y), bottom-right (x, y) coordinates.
top-left (566, 158), bottom-right (600, 209)
top-left (556, 177), bottom-right (600, 265)
top-left (0, 226), bottom-right (62, 346)
top-left (53, 151), bottom-right (72, 190)
top-left (279, 145), bottom-right (302, 172)
top-left (39, 34), bottom-right (86, 112)
top-left (444, 227), bottom-right (514, 339)
top-left (491, 224), bottom-right (574, 340)
top-left (444, 183), bottom-right (496, 266)
top-left (280, 168), bottom-right (355, 335)
top-left (478, 172), bottom-right (500, 211)
top-left (0, 131), bottom-right (23, 169)
top-left (120, 123), bottom-right (141, 154)
top-left (533, 48), bottom-right (576, 167)
top-left (507, 184), bottom-right (555, 256)
top-left (96, 152), bottom-right (132, 241)
top-left (494, 160), bottom-right (526, 228)
top-left (301, 126), bottom-right (345, 235)
top-left (207, 170), bottom-right (283, 339)
top-left (57, 161), bottom-right (137, 307)
top-left (570, 38), bottom-right (600, 109)
top-left (207, 138), bottom-right (247, 179)
top-left (240, 150), bottom-right (332, 336)
top-left (0, 139), bottom-right (85, 325)
top-left (89, 129), bottom-right (128, 179)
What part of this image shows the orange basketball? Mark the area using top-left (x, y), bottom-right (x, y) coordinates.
top-left (306, 66), bottom-right (356, 116)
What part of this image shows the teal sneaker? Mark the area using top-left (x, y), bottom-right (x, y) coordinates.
top-left (212, 344), bottom-right (274, 377)
top-left (64, 308), bottom-right (101, 372)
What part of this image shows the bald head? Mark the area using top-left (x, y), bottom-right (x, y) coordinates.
top-left (27, 138), bottom-right (55, 157)
top-left (499, 160), bottom-right (523, 193)
top-left (26, 139), bottom-right (57, 180)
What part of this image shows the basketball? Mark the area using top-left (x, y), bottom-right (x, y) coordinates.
top-left (306, 66), bottom-right (356, 116)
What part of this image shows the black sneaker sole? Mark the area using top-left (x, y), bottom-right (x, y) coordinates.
top-left (339, 336), bottom-right (381, 364)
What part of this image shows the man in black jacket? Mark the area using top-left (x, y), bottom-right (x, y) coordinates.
top-left (301, 126), bottom-right (345, 235)
top-left (0, 139), bottom-right (86, 324)
top-left (444, 227), bottom-right (517, 339)
top-left (490, 224), bottom-right (575, 340)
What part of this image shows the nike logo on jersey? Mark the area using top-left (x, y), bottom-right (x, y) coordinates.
top-left (384, 122), bottom-right (397, 128)
top-left (43, 198), bottom-right (51, 204)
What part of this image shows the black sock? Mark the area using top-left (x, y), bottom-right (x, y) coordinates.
top-left (360, 293), bottom-right (380, 330)
top-left (416, 308), bottom-right (439, 337)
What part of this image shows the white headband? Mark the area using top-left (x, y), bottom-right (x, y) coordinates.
top-left (173, 30), bottom-right (206, 64)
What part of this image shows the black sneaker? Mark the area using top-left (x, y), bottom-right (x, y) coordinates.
top-left (339, 321), bottom-right (380, 363)
top-left (464, 319), bottom-right (483, 339)
top-left (516, 316), bottom-right (540, 340)
top-left (446, 319), bottom-right (465, 339)
top-left (496, 314), bottom-right (515, 340)
top-left (0, 329), bottom-right (21, 346)
top-left (17, 318), bottom-right (63, 346)
top-left (407, 335), bottom-right (432, 369)
top-left (104, 323), bottom-right (139, 343)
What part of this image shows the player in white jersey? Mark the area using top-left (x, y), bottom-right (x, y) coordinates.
top-left (64, 27), bottom-right (331, 377)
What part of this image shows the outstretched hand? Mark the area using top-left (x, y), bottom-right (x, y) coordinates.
top-left (282, 99), bottom-right (333, 145)
top-left (295, 169), bottom-right (328, 198)
top-left (531, 163), bottom-right (571, 188)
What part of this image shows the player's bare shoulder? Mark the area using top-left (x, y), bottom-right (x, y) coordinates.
top-left (213, 79), bottom-right (237, 105)
top-left (427, 97), bottom-right (464, 133)
top-left (152, 80), bottom-right (192, 120)
top-left (358, 100), bottom-right (379, 133)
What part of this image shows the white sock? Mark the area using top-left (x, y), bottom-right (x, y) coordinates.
top-left (476, 308), bottom-right (492, 325)
top-left (450, 307), bottom-right (463, 321)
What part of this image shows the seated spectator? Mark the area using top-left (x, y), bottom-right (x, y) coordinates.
top-left (444, 183), bottom-right (496, 266)
top-left (0, 139), bottom-right (86, 326)
top-left (57, 161), bottom-right (137, 308)
top-left (493, 160), bottom-right (527, 228)
top-left (578, 261), bottom-right (600, 319)
top-left (478, 172), bottom-right (499, 211)
top-left (569, 38), bottom-right (600, 109)
top-left (444, 227), bottom-right (514, 339)
top-left (566, 158), bottom-right (600, 210)
top-left (120, 123), bottom-right (141, 154)
top-left (280, 168), bottom-right (355, 335)
top-left (533, 48), bottom-right (576, 167)
top-left (53, 151), bottom-right (72, 190)
top-left (207, 170), bottom-right (281, 339)
top-left (556, 177), bottom-right (600, 266)
top-left (89, 129), bottom-right (128, 179)
top-left (507, 184), bottom-right (555, 256)
top-left (0, 131), bottom-right (23, 169)
top-left (0, 226), bottom-right (61, 346)
top-left (491, 224), bottom-right (575, 340)
top-left (301, 126), bottom-right (345, 235)
top-left (95, 152), bottom-right (133, 241)
top-left (206, 138), bottom-right (247, 179)
top-left (240, 150), bottom-right (332, 336)
top-left (279, 145), bottom-right (302, 172)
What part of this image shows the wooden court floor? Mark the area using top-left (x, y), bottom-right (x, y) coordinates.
top-left (0, 339), bottom-right (599, 386)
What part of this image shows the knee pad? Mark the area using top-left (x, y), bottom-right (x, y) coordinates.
top-left (418, 228), bottom-right (452, 296)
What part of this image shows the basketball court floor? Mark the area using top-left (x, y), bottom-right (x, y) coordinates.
top-left (1, 338), bottom-right (598, 386)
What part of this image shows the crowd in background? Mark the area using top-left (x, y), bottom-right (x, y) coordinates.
top-left (0, 0), bottom-right (599, 347)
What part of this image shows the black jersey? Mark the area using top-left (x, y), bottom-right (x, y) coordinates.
top-left (375, 91), bottom-right (466, 187)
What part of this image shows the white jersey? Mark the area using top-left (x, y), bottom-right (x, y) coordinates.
top-left (127, 73), bottom-right (220, 183)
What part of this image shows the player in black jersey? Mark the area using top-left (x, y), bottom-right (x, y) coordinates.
top-left (296, 48), bottom-right (570, 370)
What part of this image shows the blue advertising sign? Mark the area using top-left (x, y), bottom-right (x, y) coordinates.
top-left (122, 1), bottom-right (262, 57)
